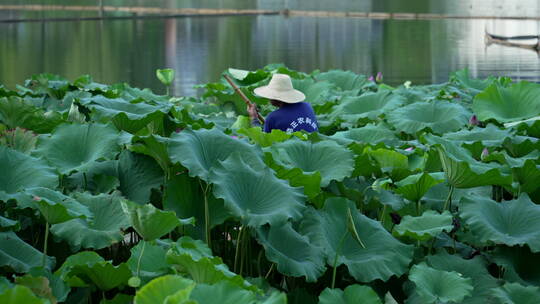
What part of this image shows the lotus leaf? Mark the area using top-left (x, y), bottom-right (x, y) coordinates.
top-left (460, 194), bottom-right (540, 251)
top-left (20, 187), bottom-right (91, 224)
top-left (69, 261), bottom-right (131, 291)
top-left (190, 281), bottom-right (255, 304)
top-left (168, 128), bottom-right (263, 182)
top-left (127, 241), bottom-right (170, 283)
top-left (163, 174), bottom-right (231, 239)
top-left (211, 153), bottom-right (306, 227)
top-left (393, 210), bottom-right (453, 241)
top-left (129, 135), bottom-right (171, 173)
top-left (426, 135), bottom-right (512, 188)
top-left (300, 198), bottom-right (414, 282)
top-left (165, 237), bottom-right (256, 291)
top-left (14, 274), bottom-right (56, 304)
top-left (318, 285), bottom-right (382, 304)
top-left (0, 96), bottom-right (63, 133)
top-left (0, 215), bottom-right (20, 232)
top-left (134, 275), bottom-right (195, 304)
top-left (34, 123), bottom-right (120, 174)
top-left (492, 246), bottom-right (540, 287)
top-left (0, 285), bottom-right (46, 304)
top-left (0, 127), bottom-right (38, 153)
top-left (55, 251), bottom-right (103, 286)
top-left (291, 78), bottom-right (334, 105)
top-left (409, 263), bottom-right (473, 304)
top-left (81, 96), bottom-right (170, 133)
top-left (117, 150), bottom-right (164, 204)
top-left (314, 70), bottom-right (367, 92)
top-left (156, 69), bottom-right (175, 86)
top-left (267, 138), bottom-right (354, 187)
top-left (452, 69), bottom-right (495, 94)
top-left (50, 192), bottom-right (130, 250)
top-left (331, 91), bottom-right (404, 123)
top-left (443, 124), bottom-right (513, 146)
top-left (121, 199), bottom-right (193, 241)
top-left (0, 146), bottom-right (58, 194)
top-left (237, 127), bottom-right (296, 148)
top-left (473, 81), bottom-right (540, 123)
top-left (387, 101), bottom-right (470, 134)
top-left (425, 252), bottom-right (498, 304)
top-left (255, 223), bottom-right (325, 282)
top-left (330, 124), bottom-right (400, 146)
top-left (492, 282), bottom-right (540, 304)
top-left (0, 231), bottom-right (54, 272)
top-left (395, 172), bottom-right (445, 202)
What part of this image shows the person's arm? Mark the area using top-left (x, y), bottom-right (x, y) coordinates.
top-left (247, 103), bottom-right (262, 126)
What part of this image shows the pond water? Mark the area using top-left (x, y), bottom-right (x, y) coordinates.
top-left (1, 0), bottom-right (540, 96)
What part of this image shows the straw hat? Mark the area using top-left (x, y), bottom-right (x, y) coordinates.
top-left (254, 74), bottom-right (305, 103)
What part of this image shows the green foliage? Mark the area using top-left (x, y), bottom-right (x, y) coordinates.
top-left (1, 67), bottom-right (540, 302)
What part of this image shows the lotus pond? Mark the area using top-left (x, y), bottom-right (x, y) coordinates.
top-left (1, 66), bottom-right (540, 303)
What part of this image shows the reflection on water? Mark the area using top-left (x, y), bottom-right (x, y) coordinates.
top-left (1, 1), bottom-right (540, 96)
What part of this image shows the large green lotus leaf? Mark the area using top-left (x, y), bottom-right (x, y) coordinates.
top-left (443, 124), bottom-right (513, 147)
top-left (0, 231), bottom-right (54, 272)
top-left (255, 223), bottom-right (325, 282)
top-left (134, 275), bottom-right (195, 304)
top-left (473, 81), bottom-right (540, 123)
top-left (300, 198), bottom-right (414, 282)
top-left (409, 263), bottom-right (473, 304)
top-left (452, 69), bottom-right (495, 94)
top-left (492, 246), bottom-right (540, 287)
top-left (211, 153), bottom-right (306, 227)
top-left (82, 96), bottom-right (171, 133)
top-left (168, 128), bottom-right (263, 182)
top-left (0, 127), bottom-right (38, 154)
top-left (332, 91), bottom-right (405, 123)
top-left (395, 172), bottom-right (445, 202)
top-left (14, 274), bottom-right (56, 304)
top-left (387, 101), bottom-right (470, 134)
top-left (0, 146), bottom-right (58, 194)
top-left (117, 150), bottom-right (164, 204)
top-left (425, 135), bottom-right (512, 188)
top-left (0, 96), bottom-right (63, 134)
top-left (34, 123), bottom-right (120, 174)
top-left (26, 268), bottom-right (70, 303)
top-left (393, 210), bottom-right (453, 241)
top-left (318, 285), bottom-right (382, 304)
top-left (165, 237), bottom-right (256, 291)
top-left (291, 78), bottom-right (334, 105)
top-left (237, 127), bottom-right (297, 148)
top-left (21, 187), bottom-right (91, 224)
top-left (121, 199), bottom-right (193, 241)
top-left (50, 192), bottom-right (130, 251)
top-left (0, 285), bottom-right (47, 304)
top-left (330, 124), bottom-right (401, 146)
top-left (425, 252), bottom-right (499, 304)
top-left (0, 215), bottom-right (19, 232)
top-left (263, 152), bottom-right (322, 199)
top-left (267, 138), bottom-right (354, 187)
top-left (55, 251), bottom-right (104, 287)
top-left (129, 135), bottom-right (171, 173)
top-left (69, 261), bottom-right (131, 291)
top-left (459, 194), bottom-right (540, 251)
top-left (127, 241), bottom-right (170, 284)
top-left (190, 281), bottom-right (256, 304)
top-left (492, 282), bottom-right (540, 304)
top-left (163, 174), bottom-right (231, 239)
top-left (314, 70), bottom-right (367, 92)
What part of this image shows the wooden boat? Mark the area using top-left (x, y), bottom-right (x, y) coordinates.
top-left (485, 30), bottom-right (540, 52)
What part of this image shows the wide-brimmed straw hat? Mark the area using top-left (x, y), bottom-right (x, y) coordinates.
top-left (254, 74), bottom-right (305, 103)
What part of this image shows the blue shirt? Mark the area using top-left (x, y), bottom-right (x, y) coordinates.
top-left (264, 102), bottom-right (318, 133)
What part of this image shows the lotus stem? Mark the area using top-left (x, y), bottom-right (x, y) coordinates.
top-left (136, 241), bottom-right (146, 277)
top-left (83, 172), bottom-right (88, 190)
top-left (42, 222), bottom-right (49, 269)
top-left (240, 228), bottom-right (248, 276)
top-left (199, 180), bottom-right (212, 248)
top-left (379, 204), bottom-right (387, 225)
top-left (331, 232), bottom-right (347, 289)
top-left (234, 225), bottom-right (244, 273)
top-left (265, 263), bottom-right (275, 279)
top-left (443, 186), bottom-right (454, 211)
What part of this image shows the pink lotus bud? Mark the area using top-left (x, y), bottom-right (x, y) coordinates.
top-left (230, 135), bottom-right (238, 139)
top-left (375, 72), bottom-right (383, 83)
top-left (469, 115), bottom-right (478, 126)
top-left (405, 147), bottom-right (414, 152)
top-left (175, 128), bottom-right (182, 133)
top-left (33, 196), bottom-right (41, 201)
top-left (481, 148), bottom-right (489, 160)
top-left (368, 75), bottom-right (374, 81)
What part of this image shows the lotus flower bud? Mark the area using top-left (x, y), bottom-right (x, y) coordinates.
top-left (390, 212), bottom-right (401, 225)
top-left (376, 72), bottom-right (383, 83)
top-left (469, 115), bottom-right (478, 126)
top-left (405, 147), bottom-right (414, 152)
top-left (481, 148), bottom-right (489, 160)
top-left (368, 75), bottom-right (374, 81)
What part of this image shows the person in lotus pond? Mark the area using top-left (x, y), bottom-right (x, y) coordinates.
top-left (247, 73), bottom-right (318, 133)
